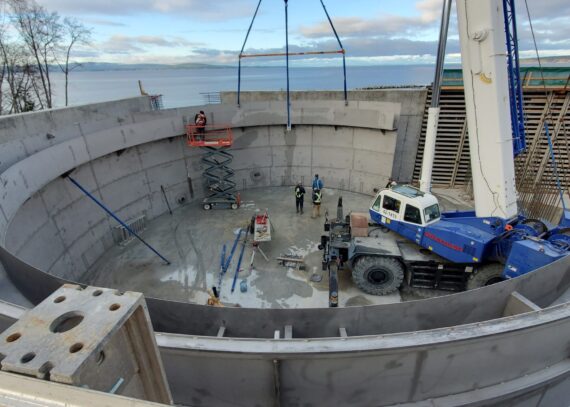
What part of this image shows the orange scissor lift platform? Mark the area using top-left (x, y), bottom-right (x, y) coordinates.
top-left (186, 124), bottom-right (241, 210)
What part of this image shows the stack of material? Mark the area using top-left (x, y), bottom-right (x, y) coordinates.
top-left (350, 213), bottom-right (369, 237)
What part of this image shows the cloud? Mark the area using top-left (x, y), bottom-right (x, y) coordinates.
top-left (36, 0), bottom-right (256, 20)
top-left (295, 0), bottom-right (569, 64)
top-left (81, 18), bottom-right (126, 27)
top-left (96, 34), bottom-right (203, 55)
top-left (299, 0), bottom-right (442, 39)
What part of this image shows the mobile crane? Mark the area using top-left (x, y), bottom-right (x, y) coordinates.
top-left (320, 0), bottom-right (570, 303)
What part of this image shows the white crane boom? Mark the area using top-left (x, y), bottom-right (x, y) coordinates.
top-left (456, 0), bottom-right (518, 218)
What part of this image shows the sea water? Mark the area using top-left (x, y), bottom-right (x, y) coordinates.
top-left (49, 65), bottom-right (437, 109)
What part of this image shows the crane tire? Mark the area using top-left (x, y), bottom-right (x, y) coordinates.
top-left (352, 256), bottom-right (404, 296)
top-left (466, 263), bottom-right (505, 290)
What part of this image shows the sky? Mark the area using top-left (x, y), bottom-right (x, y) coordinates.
top-left (34, 0), bottom-right (570, 66)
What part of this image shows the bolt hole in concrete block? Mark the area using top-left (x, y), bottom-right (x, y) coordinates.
top-left (20, 352), bottom-right (35, 363)
top-left (96, 350), bottom-right (105, 365)
top-left (115, 291), bottom-right (124, 296)
top-left (53, 296), bottom-right (66, 303)
top-left (92, 290), bottom-right (103, 297)
top-left (109, 304), bottom-right (121, 311)
top-left (6, 333), bottom-right (21, 343)
top-left (69, 343), bottom-right (83, 354)
top-left (39, 361), bottom-right (54, 380)
top-left (49, 312), bottom-right (85, 333)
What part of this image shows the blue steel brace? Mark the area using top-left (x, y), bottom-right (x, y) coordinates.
top-left (67, 176), bottom-right (171, 265)
top-left (237, 0), bottom-right (263, 107)
top-left (320, 0), bottom-right (348, 104)
top-left (502, 0), bottom-right (526, 156)
top-left (285, 0), bottom-right (291, 131)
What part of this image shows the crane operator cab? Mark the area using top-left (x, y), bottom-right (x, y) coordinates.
top-left (369, 185), bottom-right (441, 244)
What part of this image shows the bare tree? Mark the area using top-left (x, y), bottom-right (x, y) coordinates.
top-left (0, 42), bottom-right (39, 114)
top-left (0, 0), bottom-right (92, 115)
top-left (9, 0), bottom-right (62, 109)
top-left (59, 17), bottom-right (91, 106)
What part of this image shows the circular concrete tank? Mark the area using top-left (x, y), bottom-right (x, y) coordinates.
top-left (0, 93), bottom-right (569, 406)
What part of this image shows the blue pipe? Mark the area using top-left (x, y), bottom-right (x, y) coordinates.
top-left (231, 229), bottom-right (248, 293)
top-left (217, 229), bottom-right (243, 295)
top-left (545, 123), bottom-right (567, 211)
top-left (67, 176), bottom-right (171, 265)
top-left (320, 0), bottom-right (347, 104)
top-left (237, 0), bottom-right (263, 107)
top-left (285, 0), bottom-right (291, 131)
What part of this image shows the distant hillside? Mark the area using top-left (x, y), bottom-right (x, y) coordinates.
top-left (70, 62), bottom-right (233, 71)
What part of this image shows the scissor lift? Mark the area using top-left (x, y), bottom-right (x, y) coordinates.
top-left (186, 124), bottom-right (240, 210)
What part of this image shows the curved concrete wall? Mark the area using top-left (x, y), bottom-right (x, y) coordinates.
top-left (1, 256), bottom-right (570, 406)
top-left (1, 97), bottom-right (399, 280)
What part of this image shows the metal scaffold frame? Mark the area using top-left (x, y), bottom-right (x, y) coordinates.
top-left (237, 0), bottom-right (348, 131)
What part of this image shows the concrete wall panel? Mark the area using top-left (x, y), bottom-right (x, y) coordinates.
top-left (270, 166), bottom-right (312, 187)
top-left (48, 252), bottom-right (78, 280)
top-left (232, 127), bottom-right (270, 149)
top-left (313, 126), bottom-right (353, 148)
top-left (115, 197), bottom-right (152, 224)
top-left (16, 220), bottom-right (63, 270)
top-left (271, 146), bottom-right (312, 167)
top-left (269, 125), bottom-right (312, 146)
top-left (353, 128), bottom-right (397, 154)
top-left (350, 171), bottom-right (385, 194)
top-left (99, 172), bottom-right (148, 212)
top-left (231, 147), bottom-right (273, 170)
top-left (137, 139), bottom-right (184, 169)
top-left (145, 160), bottom-right (188, 192)
top-left (53, 196), bottom-right (107, 245)
top-left (4, 194), bottom-right (48, 253)
top-left (234, 168), bottom-right (272, 189)
top-left (90, 147), bottom-right (142, 187)
top-left (312, 147), bottom-right (354, 170)
top-left (0, 140), bottom-right (27, 174)
top-left (353, 150), bottom-right (394, 175)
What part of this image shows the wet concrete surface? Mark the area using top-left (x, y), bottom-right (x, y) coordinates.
top-left (85, 186), bottom-right (473, 309)
top-left (85, 187), bottom-right (401, 308)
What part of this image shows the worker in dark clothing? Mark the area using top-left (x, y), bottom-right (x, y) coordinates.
top-left (385, 178), bottom-right (397, 188)
top-left (312, 189), bottom-right (322, 218)
top-left (194, 110), bottom-right (207, 140)
top-left (312, 174), bottom-right (324, 191)
top-left (294, 182), bottom-right (306, 214)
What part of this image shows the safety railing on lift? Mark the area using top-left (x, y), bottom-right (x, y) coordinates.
top-left (186, 125), bottom-right (233, 148)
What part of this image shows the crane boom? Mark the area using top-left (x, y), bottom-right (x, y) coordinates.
top-left (456, 0), bottom-right (518, 219)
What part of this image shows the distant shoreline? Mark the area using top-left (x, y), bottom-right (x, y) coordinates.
top-left (63, 56), bottom-right (569, 72)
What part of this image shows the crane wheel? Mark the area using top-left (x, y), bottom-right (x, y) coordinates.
top-left (466, 263), bottom-right (504, 290)
top-left (352, 256), bottom-right (404, 296)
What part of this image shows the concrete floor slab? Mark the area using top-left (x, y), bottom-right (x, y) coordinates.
top-left (86, 187), bottom-right (404, 308)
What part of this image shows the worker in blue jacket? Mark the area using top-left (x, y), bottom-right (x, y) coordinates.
top-left (312, 174), bottom-right (323, 191)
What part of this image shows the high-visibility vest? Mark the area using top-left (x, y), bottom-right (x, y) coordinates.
top-left (313, 191), bottom-right (322, 204)
top-left (295, 187), bottom-right (304, 199)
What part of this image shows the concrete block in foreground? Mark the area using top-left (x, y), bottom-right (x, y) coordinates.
top-left (0, 284), bottom-right (172, 405)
